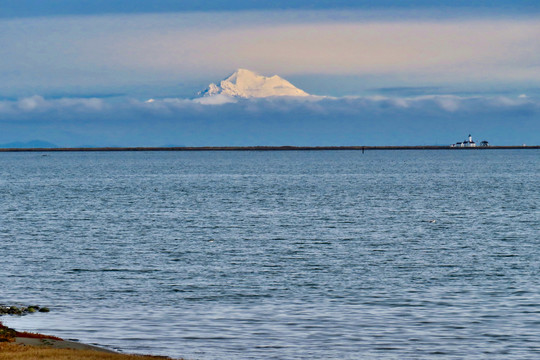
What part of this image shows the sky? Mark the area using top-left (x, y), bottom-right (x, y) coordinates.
top-left (0, 1), bottom-right (539, 146)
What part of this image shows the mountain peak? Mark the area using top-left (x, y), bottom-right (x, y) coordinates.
top-left (199, 69), bottom-right (309, 98)
top-left (228, 68), bottom-right (257, 78)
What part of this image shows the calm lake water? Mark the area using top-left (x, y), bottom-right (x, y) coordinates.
top-left (1, 150), bottom-right (539, 359)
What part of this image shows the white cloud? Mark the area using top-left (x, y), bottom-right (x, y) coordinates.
top-left (1, 93), bottom-right (537, 119)
top-left (17, 96), bottom-right (48, 111)
top-left (192, 94), bottom-right (237, 105)
top-left (1, 96), bottom-right (106, 114)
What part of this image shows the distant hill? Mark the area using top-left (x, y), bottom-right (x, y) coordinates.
top-left (0, 140), bottom-right (59, 148)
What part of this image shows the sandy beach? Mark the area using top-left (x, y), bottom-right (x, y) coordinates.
top-left (1, 338), bottom-right (180, 359)
top-left (0, 341), bottom-right (176, 359)
top-left (0, 320), bottom-right (180, 359)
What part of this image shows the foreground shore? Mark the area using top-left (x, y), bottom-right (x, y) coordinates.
top-left (0, 321), bottom-right (181, 360)
top-left (0, 341), bottom-right (176, 359)
top-left (1, 338), bottom-right (180, 360)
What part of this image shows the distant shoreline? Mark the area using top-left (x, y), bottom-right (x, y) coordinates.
top-left (0, 145), bottom-right (538, 152)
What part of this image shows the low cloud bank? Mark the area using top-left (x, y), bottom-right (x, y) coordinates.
top-left (3, 94), bottom-right (536, 116)
top-left (0, 94), bottom-right (538, 147)
top-left (0, 95), bottom-right (107, 114)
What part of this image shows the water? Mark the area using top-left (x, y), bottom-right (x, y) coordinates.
top-left (1, 150), bottom-right (539, 359)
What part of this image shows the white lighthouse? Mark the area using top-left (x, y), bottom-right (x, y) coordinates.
top-left (451, 134), bottom-right (477, 147)
top-left (466, 134), bottom-right (476, 147)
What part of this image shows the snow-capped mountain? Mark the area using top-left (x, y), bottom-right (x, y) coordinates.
top-left (198, 69), bottom-right (309, 98)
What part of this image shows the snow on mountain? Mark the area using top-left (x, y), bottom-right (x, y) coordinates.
top-left (198, 69), bottom-right (309, 98)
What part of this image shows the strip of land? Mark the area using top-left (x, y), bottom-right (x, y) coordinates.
top-left (14, 337), bottom-right (117, 353)
top-left (0, 145), bottom-right (538, 152)
top-left (0, 341), bottom-right (175, 359)
top-left (0, 321), bottom-right (180, 359)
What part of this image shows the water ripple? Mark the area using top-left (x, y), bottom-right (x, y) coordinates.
top-left (1, 150), bottom-right (539, 359)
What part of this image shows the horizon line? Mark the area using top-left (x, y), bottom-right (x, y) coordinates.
top-left (1, 145), bottom-right (538, 152)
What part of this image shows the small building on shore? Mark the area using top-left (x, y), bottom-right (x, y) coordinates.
top-left (451, 134), bottom-right (477, 147)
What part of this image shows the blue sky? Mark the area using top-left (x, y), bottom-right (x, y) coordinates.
top-left (0, 0), bottom-right (540, 17)
top-left (0, 1), bottom-right (538, 146)
top-left (2, 1), bottom-right (539, 18)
